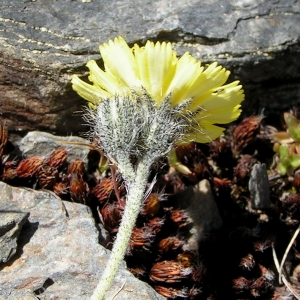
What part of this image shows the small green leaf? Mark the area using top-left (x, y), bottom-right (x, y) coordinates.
top-left (168, 148), bottom-right (178, 166)
top-left (290, 155), bottom-right (300, 168)
top-left (284, 112), bottom-right (300, 129)
top-left (288, 126), bottom-right (300, 142)
top-left (278, 144), bottom-right (289, 158)
top-left (277, 162), bottom-right (288, 175)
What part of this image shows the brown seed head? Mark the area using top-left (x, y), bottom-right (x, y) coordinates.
top-left (258, 264), bottom-right (275, 281)
top-left (158, 237), bottom-right (184, 255)
top-left (250, 276), bottom-right (272, 296)
top-left (239, 253), bottom-right (255, 270)
top-left (170, 209), bottom-right (189, 228)
top-left (154, 285), bottom-right (188, 299)
top-left (141, 193), bottom-right (161, 217)
top-left (92, 178), bottom-right (114, 203)
top-left (69, 173), bottom-right (89, 204)
top-left (253, 236), bottom-right (275, 252)
top-left (232, 276), bottom-right (253, 291)
top-left (2, 160), bottom-right (17, 181)
top-left (16, 156), bottom-right (44, 178)
top-left (234, 154), bottom-right (257, 181)
top-left (53, 181), bottom-right (69, 196)
top-left (44, 147), bottom-right (68, 169)
top-left (161, 172), bottom-right (185, 194)
top-left (232, 115), bottom-right (263, 152)
top-left (189, 286), bottom-right (203, 298)
top-left (100, 202), bottom-right (124, 233)
top-left (147, 217), bottom-right (165, 234)
top-left (150, 260), bottom-right (192, 283)
top-left (37, 164), bottom-right (58, 189)
top-left (128, 226), bottom-right (156, 251)
top-left (176, 252), bottom-right (194, 268)
top-left (67, 158), bottom-right (85, 176)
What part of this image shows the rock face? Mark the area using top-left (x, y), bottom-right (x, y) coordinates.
top-left (0, 182), bottom-right (165, 300)
top-left (1, 0), bottom-right (300, 134)
top-left (0, 197), bottom-right (29, 264)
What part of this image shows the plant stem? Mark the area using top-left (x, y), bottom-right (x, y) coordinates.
top-left (91, 159), bottom-right (150, 300)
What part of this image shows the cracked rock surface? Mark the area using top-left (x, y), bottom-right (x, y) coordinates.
top-left (0, 198), bottom-right (29, 264)
top-left (1, 0), bottom-right (300, 134)
top-left (0, 182), bottom-right (165, 300)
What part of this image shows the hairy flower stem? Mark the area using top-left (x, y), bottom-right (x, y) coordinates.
top-left (91, 159), bottom-right (150, 300)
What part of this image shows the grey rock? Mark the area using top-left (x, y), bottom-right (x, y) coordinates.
top-left (174, 179), bottom-right (223, 252)
top-left (0, 288), bottom-right (39, 300)
top-left (249, 163), bottom-right (272, 209)
top-left (0, 182), bottom-right (165, 300)
top-left (0, 0), bottom-right (300, 135)
top-left (0, 196), bottom-right (29, 263)
top-left (18, 131), bottom-right (91, 162)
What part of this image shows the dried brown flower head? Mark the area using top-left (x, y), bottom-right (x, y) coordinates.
top-left (253, 237), bottom-right (275, 252)
top-left (146, 217), bottom-right (165, 234)
top-left (170, 209), bottom-right (189, 228)
top-left (92, 178), bottom-right (115, 203)
top-left (37, 164), bottom-right (58, 189)
top-left (158, 237), bottom-right (184, 255)
top-left (141, 193), bottom-right (161, 218)
top-left (154, 285), bottom-right (188, 299)
top-left (258, 264), bottom-right (275, 281)
top-left (239, 253), bottom-right (255, 270)
top-left (69, 173), bottom-right (89, 204)
top-left (232, 115), bottom-right (263, 152)
top-left (150, 260), bottom-right (192, 283)
top-left (16, 156), bottom-right (44, 178)
top-left (232, 276), bottom-right (253, 291)
top-left (250, 276), bottom-right (272, 297)
top-left (234, 154), bottom-right (257, 181)
top-left (2, 160), bottom-right (17, 181)
top-left (53, 181), bottom-right (69, 196)
top-left (100, 202), bottom-right (124, 233)
top-left (44, 147), bottom-right (68, 169)
top-left (128, 226), bottom-right (156, 251)
top-left (67, 158), bottom-right (85, 176)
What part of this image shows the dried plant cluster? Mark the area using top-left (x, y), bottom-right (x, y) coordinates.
top-left (1, 110), bottom-right (300, 299)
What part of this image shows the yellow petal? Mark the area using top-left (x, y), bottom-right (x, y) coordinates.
top-left (87, 60), bottom-right (122, 94)
top-left (167, 52), bottom-right (204, 106)
top-left (99, 36), bottom-right (140, 88)
top-left (134, 41), bottom-right (177, 105)
top-left (188, 81), bottom-right (244, 112)
top-left (71, 75), bottom-right (110, 105)
top-left (186, 121), bottom-right (226, 143)
top-left (195, 105), bottom-right (242, 124)
top-left (186, 63), bottom-right (230, 99)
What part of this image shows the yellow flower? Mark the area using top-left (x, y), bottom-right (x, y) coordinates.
top-left (72, 36), bottom-right (244, 143)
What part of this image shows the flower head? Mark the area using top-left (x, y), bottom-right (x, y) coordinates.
top-left (72, 36), bottom-right (244, 163)
top-left (74, 37), bottom-right (245, 300)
